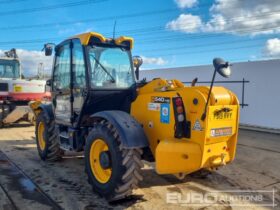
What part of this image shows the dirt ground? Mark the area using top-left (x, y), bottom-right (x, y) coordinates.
top-left (0, 124), bottom-right (279, 210)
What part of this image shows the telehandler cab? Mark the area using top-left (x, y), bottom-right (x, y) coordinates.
top-left (30, 32), bottom-right (239, 201)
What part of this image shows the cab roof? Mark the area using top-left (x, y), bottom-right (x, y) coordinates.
top-left (70, 32), bottom-right (134, 50)
top-left (0, 57), bottom-right (20, 62)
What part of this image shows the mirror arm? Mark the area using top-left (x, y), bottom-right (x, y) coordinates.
top-left (201, 68), bottom-right (217, 121)
top-left (135, 66), bottom-right (139, 80)
top-left (132, 56), bottom-right (143, 81)
top-left (191, 77), bottom-right (198, 87)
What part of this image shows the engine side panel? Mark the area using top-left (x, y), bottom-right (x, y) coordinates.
top-left (131, 78), bottom-right (239, 175)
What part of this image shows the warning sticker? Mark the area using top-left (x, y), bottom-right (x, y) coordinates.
top-left (148, 103), bottom-right (160, 111)
top-left (210, 127), bottom-right (232, 137)
top-left (193, 119), bottom-right (202, 131)
top-left (14, 85), bottom-right (22, 92)
top-left (160, 104), bottom-right (170, 124)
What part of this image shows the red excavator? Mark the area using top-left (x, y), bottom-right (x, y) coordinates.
top-left (0, 49), bottom-right (50, 127)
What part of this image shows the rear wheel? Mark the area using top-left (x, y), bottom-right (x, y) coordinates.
top-left (35, 112), bottom-right (63, 161)
top-left (85, 121), bottom-right (143, 201)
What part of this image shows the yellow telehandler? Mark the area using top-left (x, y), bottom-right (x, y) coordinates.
top-left (30, 32), bottom-right (239, 201)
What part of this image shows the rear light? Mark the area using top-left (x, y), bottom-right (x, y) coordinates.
top-left (172, 96), bottom-right (191, 138)
top-left (174, 97), bottom-right (185, 119)
top-left (175, 97), bottom-right (183, 106)
top-left (176, 106), bottom-right (184, 114)
top-left (177, 114), bottom-right (184, 122)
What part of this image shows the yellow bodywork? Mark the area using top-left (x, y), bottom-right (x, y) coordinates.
top-left (29, 101), bottom-right (43, 117)
top-left (71, 32), bottom-right (134, 49)
top-left (131, 78), bottom-right (239, 175)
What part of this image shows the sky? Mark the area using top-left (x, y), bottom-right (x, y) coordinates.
top-left (0, 0), bottom-right (279, 76)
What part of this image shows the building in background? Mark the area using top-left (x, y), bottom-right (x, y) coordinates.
top-left (140, 59), bottom-right (280, 131)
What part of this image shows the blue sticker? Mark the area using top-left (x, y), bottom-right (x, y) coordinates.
top-left (160, 103), bottom-right (170, 124)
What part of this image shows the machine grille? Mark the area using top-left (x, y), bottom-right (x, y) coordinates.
top-left (0, 83), bottom-right (8, 91)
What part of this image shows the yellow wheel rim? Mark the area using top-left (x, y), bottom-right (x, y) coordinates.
top-left (38, 122), bottom-right (46, 151)
top-left (89, 139), bottom-right (112, 183)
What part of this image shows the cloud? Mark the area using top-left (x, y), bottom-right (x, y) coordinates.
top-left (141, 56), bottom-right (167, 65)
top-left (166, 14), bottom-right (202, 33)
top-left (57, 22), bottom-right (93, 36)
top-left (206, 0), bottom-right (280, 35)
top-left (167, 0), bottom-right (280, 35)
top-left (0, 49), bottom-right (53, 77)
top-left (174, 0), bottom-right (198, 9)
top-left (263, 38), bottom-right (280, 57)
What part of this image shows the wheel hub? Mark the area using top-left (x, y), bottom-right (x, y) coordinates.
top-left (38, 122), bottom-right (46, 151)
top-left (89, 139), bottom-right (112, 183)
top-left (99, 151), bottom-right (111, 169)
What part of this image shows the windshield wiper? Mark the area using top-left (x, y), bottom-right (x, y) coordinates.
top-left (90, 55), bottom-right (115, 83)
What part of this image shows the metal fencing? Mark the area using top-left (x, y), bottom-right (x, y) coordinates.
top-left (183, 78), bottom-right (249, 108)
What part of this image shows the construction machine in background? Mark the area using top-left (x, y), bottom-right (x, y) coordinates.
top-left (30, 32), bottom-right (239, 201)
top-left (0, 49), bottom-right (50, 127)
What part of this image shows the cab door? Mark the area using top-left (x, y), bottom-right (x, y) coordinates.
top-left (72, 39), bottom-right (87, 125)
top-left (52, 42), bottom-right (72, 125)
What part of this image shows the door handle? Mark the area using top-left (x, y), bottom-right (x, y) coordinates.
top-left (54, 88), bottom-right (63, 95)
top-left (82, 89), bottom-right (88, 97)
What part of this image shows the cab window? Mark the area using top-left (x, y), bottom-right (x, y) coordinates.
top-left (53, 44), bottom-right (71, 90)
top-left (72, 40), bottom-right (86, 88)
top-left (89, 46), bottom-right (135, 89)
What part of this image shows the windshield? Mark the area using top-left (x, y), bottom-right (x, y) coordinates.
top-left (0, 60), bottom-right (20, 79)
top-left (89, 46), bottom-right (135, 89)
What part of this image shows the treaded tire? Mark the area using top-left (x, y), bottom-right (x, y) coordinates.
top-left (35, 112), bottom-right (63, 161)
top-left (85, 121), bottom-right (143, 201)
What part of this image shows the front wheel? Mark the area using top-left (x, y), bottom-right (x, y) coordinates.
top-left (85, 122), bottom-right (143, 201)
top-left (35, 112), bottom-right (63, 161)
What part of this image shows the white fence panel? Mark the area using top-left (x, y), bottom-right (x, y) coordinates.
top-left (140, 59), bottom-right (280, 130)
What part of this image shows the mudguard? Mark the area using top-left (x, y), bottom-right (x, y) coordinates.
top-left (39, 104), bottom-right (54, 122)
top-left (32, 103), bottom-right (54, 123)
top-left (91, 111), bottom-right (149, 149)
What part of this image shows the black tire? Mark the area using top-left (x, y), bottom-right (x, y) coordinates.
top-left (85, 121), bottom-right (143, 201)
top-left (35, 112), bottom-right (63, 161)
top-left (0, 104), bottom-right (9, 128)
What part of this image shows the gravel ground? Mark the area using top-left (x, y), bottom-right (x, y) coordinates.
top-left (0, 124), bottom-right (279, 210)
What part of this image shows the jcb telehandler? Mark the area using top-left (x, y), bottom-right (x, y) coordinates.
top-left (30, 32), bottom-right (239, 201)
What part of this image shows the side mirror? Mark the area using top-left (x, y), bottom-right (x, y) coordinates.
top-left (46, 79), bottom-right (52, 87)
top-left (213, 58), bottom-right (232, 78)
top-left (43, 43), bottom-right (54, 56)
top-left (201, 58), bottom-right (232, 121)
top-left (132, 56), bottom-right (143, 80)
